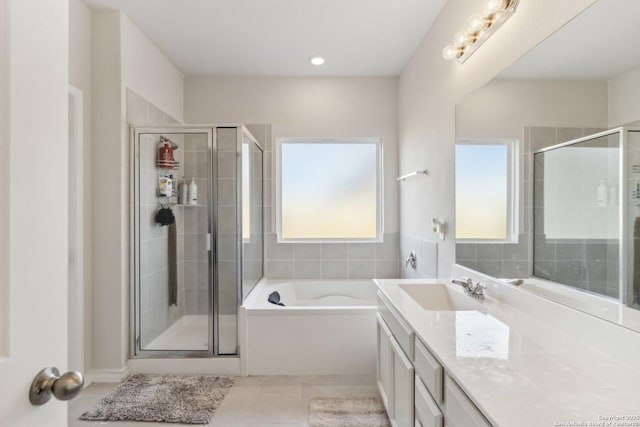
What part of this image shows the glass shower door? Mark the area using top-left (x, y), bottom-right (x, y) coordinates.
top-left (132, 128), bottom-right (213, 356)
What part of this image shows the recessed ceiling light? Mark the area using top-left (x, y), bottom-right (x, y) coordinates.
top-left (309, 56), bottom-right (325, 66)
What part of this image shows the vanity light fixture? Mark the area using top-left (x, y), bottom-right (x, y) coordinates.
top-left (442, 0), bottom-right (519, 63)
top-left (309, 56), bottom-right (325, 66)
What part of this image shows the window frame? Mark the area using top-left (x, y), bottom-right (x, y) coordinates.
top-left (275, 137), bottom-right (384, 243)
top-left (455, 138), bottom-right (519, 244)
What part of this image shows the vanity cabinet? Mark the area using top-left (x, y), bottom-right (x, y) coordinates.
top-left (377, 314), bottom-right (394, 414)
top-left (377, 292), bottom-right (492, 427)
top-left (376, 313), bottom-right (414, 427)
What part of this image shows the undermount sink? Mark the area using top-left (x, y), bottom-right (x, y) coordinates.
top-left (399, 284), bottom-right (485, 312)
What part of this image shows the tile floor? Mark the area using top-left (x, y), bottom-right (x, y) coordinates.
top-left (69, 375), bottom-right (380, 427)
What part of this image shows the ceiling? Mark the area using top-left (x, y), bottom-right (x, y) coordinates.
top-left (499, 0), bottom-right (640, 80)
top-left (83, 0), bottom-right (448, 76)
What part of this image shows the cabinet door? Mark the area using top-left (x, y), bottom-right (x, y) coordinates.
top-left (444, 376), bottom-right (491, 427)
top-left (377, 314), bottom-right (394, 416)
top-left (391, 335), bottom-right (415, 427)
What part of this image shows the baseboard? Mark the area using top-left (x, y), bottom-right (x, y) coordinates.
top-left (127, 357), bottom-right (241, 376)
top-left (86, 366), bottom-right (130, 384)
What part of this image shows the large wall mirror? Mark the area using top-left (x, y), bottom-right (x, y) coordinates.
top-left (455, 0), bottom-right (640, 332)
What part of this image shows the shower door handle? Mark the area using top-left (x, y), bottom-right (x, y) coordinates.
top-left (207, 233), bottom-right (211, 251)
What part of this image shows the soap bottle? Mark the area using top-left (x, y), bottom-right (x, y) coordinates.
top-left (596, 180), bottom-right (607, 207)
top-left (179, 180), bottom-right (189, 205)
top-left (189, 178), bottom-right (198, 205)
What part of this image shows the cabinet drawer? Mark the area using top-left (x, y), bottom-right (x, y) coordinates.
top-left (415, 376), bottom-right (443, 427)
top-left (444, 375), bottom-right (491, 427)
top-left (378, 292), bottom-right (414, 359)
top-left (414, 338), bottom-right (443, 404)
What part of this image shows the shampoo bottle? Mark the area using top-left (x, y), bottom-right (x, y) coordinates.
top-left (189, 178), bottom-right (198, 205)
top-left (179, 180), bottom-right (189, 204)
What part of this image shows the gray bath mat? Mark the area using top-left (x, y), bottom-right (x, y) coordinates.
top-left (80, 374), bottom-right (234, 424)
top-left (309, 397), bottom-right (391, 427)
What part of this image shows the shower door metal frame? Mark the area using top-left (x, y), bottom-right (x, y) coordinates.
top-left (230, 126), bottom-right (264, 356)
top-left (130, 126), bottom-right (217, 359)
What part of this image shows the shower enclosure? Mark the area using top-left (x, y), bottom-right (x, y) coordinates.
top-left (130, 125), bottom-right (263, 357)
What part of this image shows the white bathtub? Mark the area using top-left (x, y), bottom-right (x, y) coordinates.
top-left (240, 279), bottom-right (377, 375)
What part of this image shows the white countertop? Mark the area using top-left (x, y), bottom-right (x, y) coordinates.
top-left (374, 278), bottom-right (640, 427)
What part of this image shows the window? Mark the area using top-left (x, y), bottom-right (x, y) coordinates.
top-left (276, 137), bottom-right (383, 242)
top-left (455, 139), bottom-right (518, 242)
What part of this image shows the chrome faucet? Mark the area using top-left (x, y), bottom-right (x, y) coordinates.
top-left (451, 277), bottom-right (486, 299)
top-left (405, 251), bottom-right (417, 269)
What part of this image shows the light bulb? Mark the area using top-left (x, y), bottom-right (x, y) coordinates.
top-left (309, 56), bottom-right (325, 66)
top-left (484, 0), bottom-right (508, 16)
top-left (453, 31), bottom-right (470, 49)
top-left (442, 45), bottom-right (459, 60)
top-left (467, 14), bottom-right (488, 33)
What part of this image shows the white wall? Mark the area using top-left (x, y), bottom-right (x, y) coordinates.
top-left (184, 76), bottom-right (401, 280)
top-left (90, 9), bottom-right (184, 377)
top-left (457, 79), bottom-right (608, 138)
top-left (69, 0), bottom-right (93, 377)
top-left (398, 0), bottom-right (599, 278)
top-left (184, 76), bottom-right (398, 233)
top-left (91, 9), bottom-right (124, 376)
top-left (120, 14), bottom-right (184, 123)
top-left (0, 0), bottom-right (10, 359)
top-left (608, 65), bottom-right (640, 127)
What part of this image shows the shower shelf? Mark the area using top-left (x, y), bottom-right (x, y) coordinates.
top-left (156, 160), bottom-right (180, 170)
top-left (156, 197), bottom-right (202, 208)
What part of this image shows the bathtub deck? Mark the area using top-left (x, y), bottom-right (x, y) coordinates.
top-left (70, 375), bottom-right (379, 427)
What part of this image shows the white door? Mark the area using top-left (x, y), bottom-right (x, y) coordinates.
top-left (0, 0), bottom-right (73, 426)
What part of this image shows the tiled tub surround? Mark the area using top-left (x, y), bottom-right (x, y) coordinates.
top-left (400, 233), bottom-right (438, 279)
top-left (457, 126), bottom-right (607, 280)
top-left (264, 233), bottom-right (401, 280)
top-left (376, 275), bottom-right (640, 426)
top-left (245, 123), bottom-right (402, 280)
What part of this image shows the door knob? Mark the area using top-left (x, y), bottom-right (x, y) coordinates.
top-left (29, 367), bottom-right (84, 405)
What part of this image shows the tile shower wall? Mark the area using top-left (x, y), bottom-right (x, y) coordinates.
top-left (245, 124), bottom-right (401, 280)
top-left (627, 131), bottom-right (640, 306)
top-left (242, 141), bottom-right (264, 297)
top-left (532, 130), bottom-right (619, 298)
top-left (182, 134), bottom-right (210, 315)
top-left (137, 132), bottom-right (185, 345)
top-left (129, 87), bottom-right (186, 345)
top-left (456, 126), bottom-right (611, 284)
top-left (128, 89), bottom-right (210, 345)
top-left (217, 128), bottom-right (239, 316)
